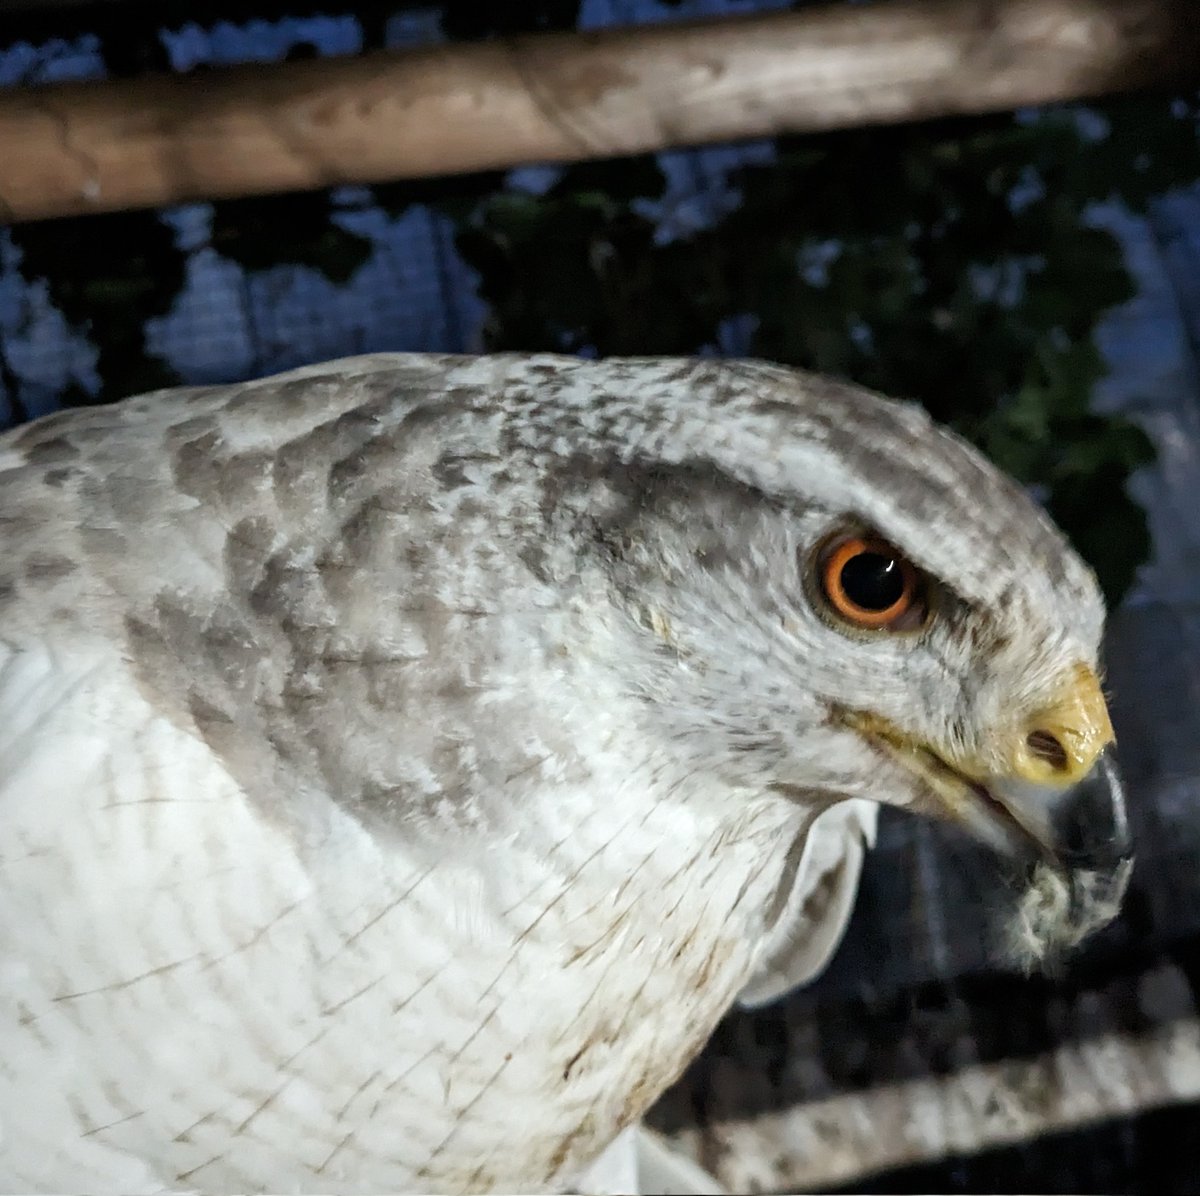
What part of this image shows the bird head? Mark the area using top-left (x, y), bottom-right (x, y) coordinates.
top-left (536, 358), bottom-right (1132, 965)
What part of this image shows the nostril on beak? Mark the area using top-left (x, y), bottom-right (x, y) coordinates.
top-left (1026, 728), bottom-right (1069, 772)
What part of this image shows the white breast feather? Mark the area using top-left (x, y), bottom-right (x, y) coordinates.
top-left (0, 638), bottom-right (799, 1192)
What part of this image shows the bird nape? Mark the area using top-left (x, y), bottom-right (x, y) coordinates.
top-left (0, 353), bottom-right (1131, 1195)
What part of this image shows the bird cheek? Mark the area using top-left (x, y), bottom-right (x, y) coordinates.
top-left (832, 728), bottom-right (926, 811)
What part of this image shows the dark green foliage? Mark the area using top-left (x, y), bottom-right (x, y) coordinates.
top-left (372, 172), bottom-right (508, 224)
top-left (455, 158), bottom-right (719, 355)
top-left (9, 210), bottom-right (186, 401)
top-left (439, 0), bottom-right (583, 40)
top-left (209, 193), bottom-right (372, 283)
top-left (7, 191), bottom-right (376, 410)
top-left (456, 95), bottom-right (1199, 602)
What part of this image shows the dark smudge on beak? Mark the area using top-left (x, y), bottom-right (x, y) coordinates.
top-left (1049, 746), bottom-right (1132, 874)
top-left (1007, 747), bottom-right (1133, 968)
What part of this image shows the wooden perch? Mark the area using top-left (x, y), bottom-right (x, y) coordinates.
top-left (0, 0), bottom-right (1196, 223)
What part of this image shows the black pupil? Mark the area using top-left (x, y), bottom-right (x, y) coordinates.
top-left (840, 551), bottom-right (906, 611)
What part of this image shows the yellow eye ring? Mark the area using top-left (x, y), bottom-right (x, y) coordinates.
top-left (819, 536), bottom-right (924, 630)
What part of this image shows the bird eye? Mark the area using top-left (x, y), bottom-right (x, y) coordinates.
top-left (817, 535), bottom-right (927, 631)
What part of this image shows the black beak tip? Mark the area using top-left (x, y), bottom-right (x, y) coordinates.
top-left (1051, 746), bottom-right (1133, 874)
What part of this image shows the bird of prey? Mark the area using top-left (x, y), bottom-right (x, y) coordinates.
top-left (0, 353), bottom-right (1130, 1195)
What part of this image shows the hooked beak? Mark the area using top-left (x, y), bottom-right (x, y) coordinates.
top-left (987, 743), bottom-right (1131, 959)
top-left (846, 663), bottom-right (1133, 957)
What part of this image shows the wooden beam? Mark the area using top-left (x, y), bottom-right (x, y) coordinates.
top-left (672, 1017), bottom-right (1200, 1193)
top-left (0, 0), bottom-right (1196, 223)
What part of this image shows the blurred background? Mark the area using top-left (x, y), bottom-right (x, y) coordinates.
top-left (1, 1), bottom-right (1198, 1191)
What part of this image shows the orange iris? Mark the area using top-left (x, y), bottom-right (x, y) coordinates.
top-left (819, 536), bottom-right (923, 630)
